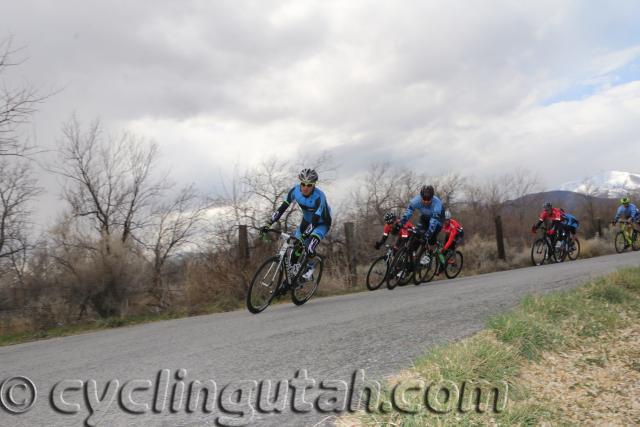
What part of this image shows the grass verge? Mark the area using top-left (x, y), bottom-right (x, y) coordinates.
top-left (339, 267), bottom-right (640, 426)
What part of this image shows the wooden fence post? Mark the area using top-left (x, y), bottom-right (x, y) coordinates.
top-left (494, 215), bottom-right (506, 260)
top-left (238, 225), bottom-right (249, 264)
top-left (344, 222), bottom-right (357, 287)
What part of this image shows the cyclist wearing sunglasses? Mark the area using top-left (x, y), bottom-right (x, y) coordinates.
top-left (396, 185), bottom-right (445, 248)
top-left (262, 168), bottom-right (332, 280)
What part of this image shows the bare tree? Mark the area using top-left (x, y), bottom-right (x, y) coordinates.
top-left (0, 158), bottom-right (40, 263)
top-left (431, 173), bottom-right (465, 210)
top-left (0, 36), bottom-right (47, 157)
top-left (45, 116), bottom-right (168, 317)
top-left (242, 158), bottom-right (292, 229)
top-left (53, 115), bottom-right (166, 248)
top-left (137, 184), bottom-right (211, 306)
top-left (503, 169), bottom-right (541, 232)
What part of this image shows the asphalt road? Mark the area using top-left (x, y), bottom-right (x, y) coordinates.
top-left (1, 252), bottom-right (639, 426)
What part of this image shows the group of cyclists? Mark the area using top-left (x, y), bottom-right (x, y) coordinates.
top-left (248, 168), bottom-right (640, 312)
top-left (259, 168), bottom-right (463, 284)
top-left (259, 168), bottom-right (640, 283)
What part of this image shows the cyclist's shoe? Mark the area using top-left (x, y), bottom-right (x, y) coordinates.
top-left (301, 268), bottom-right (314, 282)
top-left (300, 262), bottom-right (315, 282)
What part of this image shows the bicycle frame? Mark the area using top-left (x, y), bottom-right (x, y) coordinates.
top-left (619, 220), bottom-right (638, 244)
top-left (262, 230), bottom-right (306, 289)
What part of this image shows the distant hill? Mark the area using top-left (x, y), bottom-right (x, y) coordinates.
top-left (511, 190), bottom-right (615, 212)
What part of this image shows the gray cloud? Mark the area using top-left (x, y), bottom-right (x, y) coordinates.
top-left (1, 0), bottom-right (640, 229)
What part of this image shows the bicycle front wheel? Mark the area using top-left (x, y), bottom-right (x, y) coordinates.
top-left (444, 251), bottom-right (463, 279)
top-left (633, 231), bottom-right (640, 251)
top-left (614, 231), bottom-right (627, 253)
top-left (387, 247), bottom-right (411, 290)
top-left (531, 238), bottom-right (547, 266)
top-left (291, 254), bottom-right (324, 306)
top-left (414, 246), bottom-right (437, 284)
top-left (366, 255), bottom-right (388, 290)
top-left (246, 256), bottom-right (283, 314)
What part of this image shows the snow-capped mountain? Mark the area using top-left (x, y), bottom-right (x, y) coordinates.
top-left (555, 171), bottom-right (640, 198)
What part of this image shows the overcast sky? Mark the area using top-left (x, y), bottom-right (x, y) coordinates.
top-left (2, 0), bottom-right (640, 227)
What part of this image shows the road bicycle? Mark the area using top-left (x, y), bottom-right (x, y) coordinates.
top-left (246, 228), bottom-right (324, 313)
top-left (386, 228), bottom-right (425, 290)
top-left (365, 244), bottom-right (395, 291)
top-left (613, 219), bottom-right (640, 253)
top-left (414, 241), bottom-right (464, 283)
top-left (531, 225), bottom-right (563, 266)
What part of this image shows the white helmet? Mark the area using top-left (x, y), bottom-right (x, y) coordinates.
top-left (298, 168), bottom-right (318, 183)
top-left (444, 210), bottom-right (452, 220)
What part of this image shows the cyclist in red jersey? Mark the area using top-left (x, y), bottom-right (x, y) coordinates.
top-left (531, 201), bottom-right (566, 238)
top-left (437, 210), bottom-right (464, 273)
top-left (374, 212), bottom-right (414, 250)
top-left (442, 211), bottom-right (464, 252)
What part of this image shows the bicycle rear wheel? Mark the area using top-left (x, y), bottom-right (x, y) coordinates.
top-left (291, 254), bottom-right (324, 306)
top-left (444, 251), bottom-right (463, 279)
top-left (246, 256), bottom-right (283, 314)
top-left (366, 255), bottom-right (388, 290)
top-left (531, 238), bottom-right (547, 266)
top-left (614, 231), bottom-right (628, 253)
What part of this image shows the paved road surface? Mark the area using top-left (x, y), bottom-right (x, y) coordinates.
top-left (1, 252), bottom-right (638, 426)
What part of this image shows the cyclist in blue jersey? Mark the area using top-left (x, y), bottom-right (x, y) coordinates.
top-left (560, 209), bottom-right (579, 236)
top-left (261, 168), bottom-right (331, 281)
top-left (613, 197), bottom-right (639, 225)
top-left (395, 185), bottom-right (445, 249)
top-left (612, 197), bottom-right (640, 247)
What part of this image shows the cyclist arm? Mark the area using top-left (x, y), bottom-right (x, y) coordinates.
top-left (270, 187), bottom-right (295, 224)
top-left (376, 224), bottom-right (393, 247)
top-left (443, 228), bottom-right (457, 251)
top-left (399, 198), bottom-right (417, 226)
top-left (533, 210), bottom-right (547, 229)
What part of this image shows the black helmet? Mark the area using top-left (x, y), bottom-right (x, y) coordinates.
top-left (298, 168), bottom-right (318, 183)
top-left (543, 202), bottom-right (552, 210)
top-left (384, 212), bottom-right (396, 224)
top-left (420, 185), bottom-right (435, 201)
